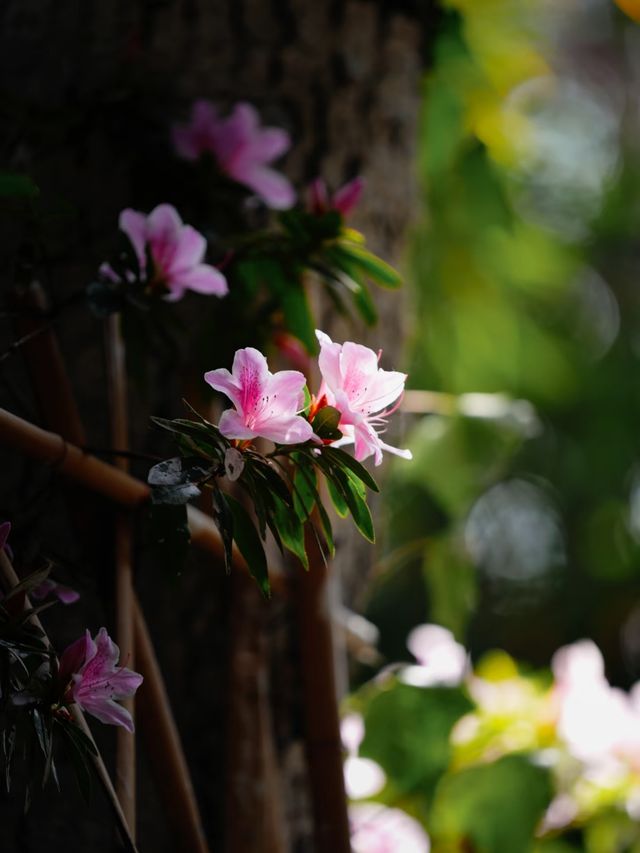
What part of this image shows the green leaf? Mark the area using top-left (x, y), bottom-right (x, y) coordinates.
top-left (270, 493), bottom-right (309, 569)
top-left (280, 281), bottom-right (317, 354)
top-left (326, 476), bottom-right (349, 518)
top-left (361, 682), bottom-right (472, 801)
top-left (225, 494), bottom-right (270, 597)
top-left (429, 755), bottom-right (553, 853)
top-left (211, 488), bottom-right (234, 572)
top-left (351, 280), bottom-right (378, 325)
top-left (0, 172), bottom-right (39, 198)
top-left (328, 466), bottom-right (375, 542)
top-left (336, 241), bottom-right (402, 289)
top-left (311, 406), bottom-right (343, 440)
top-left (292, 454), bottom-right (318, 520)
top-left (322, 446), bottom-right (380, 492)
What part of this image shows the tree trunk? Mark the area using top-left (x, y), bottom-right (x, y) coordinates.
top-left (0, 1), bottom-right (434, 849)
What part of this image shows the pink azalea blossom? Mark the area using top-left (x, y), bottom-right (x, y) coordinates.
top-left (59, 627), bottom-right (143, 732)
top-left (204, 347), bottom-right (314, 445)
top-left (172, 100), bottom-right (295, 210)
top-left (350, 804), bottom-right (430, 853)
top-left (31, 578), bottom-right (80, 605)
top-left (308, 176), bottom-right (364, 218)
top-left (119, 203), bottom-right (228, 301)
top-left (315, 330), bottom-right (412, 466)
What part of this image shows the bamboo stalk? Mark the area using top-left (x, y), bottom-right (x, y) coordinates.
top-left (11, 287), bottom-right (213, 851)
top-left (134, 598), bottom-right (210, 853)
top-left (295, 529), bottom-right (351, 853)
top-left (104, 314), bottom-right (137, 830)
top-left (0, 549), bottom-right (139, 853)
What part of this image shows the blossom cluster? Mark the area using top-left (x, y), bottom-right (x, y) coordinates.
top-left (204, 330), bottom-right (411, 466)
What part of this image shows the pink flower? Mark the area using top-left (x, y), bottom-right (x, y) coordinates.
top-left (59, 628), bottom-right (143, 732)
top-left (341, 713), bottom-right (386, 800)
top-left (308, 176), bottom-right (364, 218)
top-left (31, 578), bottom-right (80, 605)
top-left (204, 347), bottom-right (314, 445)
top-left (172, 100), bottom-right (295, 210)
top-left (349, 804), bottom-right (430, 853)
top-left (119, 203), bottom-right (228, 301)
top-left (315, 330), bottom-right (412, 466)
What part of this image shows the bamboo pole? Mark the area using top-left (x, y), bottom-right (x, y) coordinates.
top-left (12, 286), bottom-right (212, 852)
top-left (0, 549), bottom-right (139, 853)
top-left (134, 598), bottom-right (210, 853)
top-left (104, 314), bottom-right (137, 831)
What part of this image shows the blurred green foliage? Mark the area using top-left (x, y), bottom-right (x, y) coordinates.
top-left (363, 0), bottom-right (640, 681)
top-left (352, 1), bottom-right (640, 850)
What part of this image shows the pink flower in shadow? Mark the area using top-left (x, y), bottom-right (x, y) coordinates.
top-left (172, 100), bottom-right (295, 210)
top-left (31, 579), bottom-right (80, 605)
top-left (59, 628), bottom-right (143, 732)
top-left (119, 203), bottom-right (228, 301)
top-left (205, 347), bottom-right (314, 445)
top-left (308, 176), bottom-right (364, 218)
top-left (315, 330), bottom-right (412, 466)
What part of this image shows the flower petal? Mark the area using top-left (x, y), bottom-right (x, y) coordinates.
top-left (119, 209), bottom-right (148, 269)
top-left (231, 347), bottom-right (270, 415)
top-left (316, 330), bottom-right (344, 395)
top-left (333, 176), bottom-right (364, 216)
top-left (240, 165), bottom-right (296, 210)
top-left (168, 225), bottom-right (206, 273)
top-left (169, 263), bottom-right (228, 298)
top-left (59, 630), bottom-right (92, 684)
top-left (204, 367), bottom-right (243, 411)
top-left (248, 127), bottom-right (291, 162)
top-left (263, 369), bottom-right (307, 412)
top-left (252, 413), bottom-right (314, 445)
top-left (218, 409), bottom-right (259, 441)
top-left (79, 697), bottom-right (136, 733)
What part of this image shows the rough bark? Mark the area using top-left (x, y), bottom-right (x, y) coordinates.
top-left (0, 1), bottom-right (434, 849)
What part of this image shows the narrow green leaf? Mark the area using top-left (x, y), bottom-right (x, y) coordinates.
top-left (211, 488), bottom-right (234, 573)
top-left (270, 494), bottom-right (309, 569)
top-left (326, 476), bottom-right (349, 517)
top-left (225, 494), bottom-right (270, 597)
top-left (329, 467), bottom-right (375, 542)
top-left (292, 455), bottom-right (318, 520)
top-left (336, 241), bottom-right (402, 289)
top-left (322, 446), bottom-right (380, 492)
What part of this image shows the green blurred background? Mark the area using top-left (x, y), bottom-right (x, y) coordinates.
top-left (363, 0), bottom-right (640, 684)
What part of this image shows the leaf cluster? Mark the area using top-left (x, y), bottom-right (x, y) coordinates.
top-left (148, 402), bottom-right (380, 594)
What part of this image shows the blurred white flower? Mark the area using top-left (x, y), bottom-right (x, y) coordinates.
top-left (552, 640), bottom-right (640, 771)
top-left (341, 712), bottom-right (386, 799)
top-left (350, 803), bottom-right (430, 853)
top-left (401, 624), bottom-right (468, 688)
